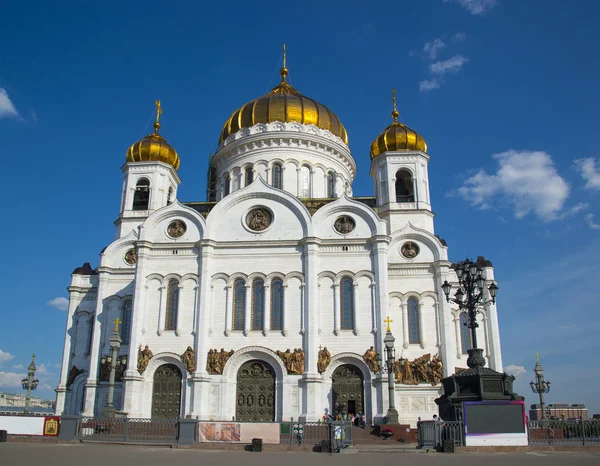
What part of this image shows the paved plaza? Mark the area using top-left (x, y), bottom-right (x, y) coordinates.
top-left (2, 444), bottom-right (600, 466)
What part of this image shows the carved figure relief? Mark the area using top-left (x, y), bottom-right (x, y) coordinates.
top-left (66, 366), bottom-right (85, 388)
top-left (395, 353), bottom-right (444, 385)
top-left (167, 220), bottom-right (186, 238)
top-left (180, 346), bottom-right (196, 374)
top-left (206, 348), bottom-right (235, 375)
top-left (124, 248), bottom-right (137, 265)
top-left (317, 346), bottom-right (332, 374)
top-left (137, 344), bottom-right (153, 375)
top-left (362, 346), bottom-right (380, 373)
top-left (246, 208), bottom-right (272, 231)
top-left (401, 241), bottom-right (420, 259)
top-left (334, 215), bottom-right (356, 234)
top-left (276, 348), bottom-right (305, 374)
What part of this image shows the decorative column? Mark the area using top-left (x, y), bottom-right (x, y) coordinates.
top-left (333, 283), bottom-right (340, 336)
top-left (282, 284), bottom-right (289, 336)
top-left (224, 285), bottom-right (232, 336)
top-left (175, 284), bottom-right (184, 336)
top-left (352, 282), bottom-right (360, 335)
top-left (419, 303), bottom-right (426, 349)
top-left (296, 167), bottom-right (302, 197)
top-left (309, 169), bottom-right (315, 198)
top-left (484, 267), bottom-right (503, 371)
top-left (454, 315), bottom-right (462, 359)
top-left (56, 287), bottom-right (80, 414)
top-left (192, 285), bottom-right (199, 335)
top-left (263, 284), bottom-right (271, 336)
top-left (157, 285), bottom-right (166, 336)
top-left (435, 262), bottom-right (457, 377)
top-left (244, 284), bottom-right (251, 336)
top-left (401, 302), bottom-right (409, 350)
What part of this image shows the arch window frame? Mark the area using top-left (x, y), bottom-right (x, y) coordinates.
top-left (407, 297), bottom-right (421, 344)
top-left (395, 169), bottom-right (415, 203)
top-left (340, 277), bottom-right (355, 330)
top-left (300, 165), bottom-right (311, 198)
top-left (272, 164), bottom-right (282, 189)
top-left (224, 173), bottom-right (231, 196)
top-left (327, 172), bottom-right (336, 198)
top-left (164, 279), bottom-right (179, 331)
top-left (121, 300), bottom-right (132, 345)
top-left (459, 312), bottom-right (472, 354)
top-left (270, 278), bottom-right (284, 330)
top-left (133, 178), bottom-right (151, 210)
top-left (251, 279), bottom-right (265, 331)
top-left (244, 166), bottom-right (254, 187)
top-left (232, 279), bottom-right (246, 331)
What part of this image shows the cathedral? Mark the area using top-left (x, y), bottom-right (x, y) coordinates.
top-left (55, 57), bottom-right (504, 427)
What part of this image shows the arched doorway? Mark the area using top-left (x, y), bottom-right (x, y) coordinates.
top-left (332, 364), bottom-right (364, 417)
top-left (152, 364), bottom-right (182, 419)
top-left (236, 360), bottom-right (276, 421)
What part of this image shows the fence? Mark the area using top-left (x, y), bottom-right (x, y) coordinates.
top-left (417, 420), bottom-right (465, 449)
top-left (78, 417), bottom-right (178, 444)
top-left (279, 421), bottom-right (352, 451)
top-left (528, 419), bottom-right (600, 446)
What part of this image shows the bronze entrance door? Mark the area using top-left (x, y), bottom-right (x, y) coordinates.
top-left (332, 364), bottom-right (364, 416)
top-left (152, 364), bottom-right (182, 418)
top-left (236, 360), bottom-right (276, 421)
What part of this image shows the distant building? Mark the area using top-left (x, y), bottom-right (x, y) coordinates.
top-left (0, 392), bottom-right (55, 409)
top-left (529, 403), bottom-right (589, 420)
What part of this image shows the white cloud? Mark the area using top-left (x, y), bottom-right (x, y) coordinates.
top-left (0, 350), bottom-right (14, 365)
top-left (12, 364), bottom-right (24, 370)
top-left (0, 371), bottom-right (25, 388)
top-left (504, 364), bottom-right (527, 378)
top-left (585, 214), bottom-right (600, 230)
top-left (37, 363), bottom-right (51, 375)
top-left (0, 88), bottom-right (20, 119)
top-left (430, 55), bottom-right (469, 75)
top-left (452, 32), bottom-right (467, 41)
top-left (48, 297), bottom-right (69, 311)
top-left (419, 79), bottom-right (441, 92)
top-left (454, 150), bottom-right (571, 221)
top-left (443, 0), bottom-right (498, 16)
top-left (424, 39), bottom-right (446, 60)
top-left (574, 158), bottom-right (600, 190)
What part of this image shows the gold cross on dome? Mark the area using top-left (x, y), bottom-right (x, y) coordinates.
top-left (113, 317), bottom-right (122, 333)
top-left (155, 100), bottom-right (162, 123)
top-left (283, 43), bottom-right (287, 69)
top-left (391, 89), bottom-right (399, 123)
top-left (384, 316), bottom-right (393, 332)
top-left (536, 352), bottom-right (539, 361)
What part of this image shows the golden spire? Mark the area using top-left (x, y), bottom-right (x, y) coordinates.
top-left (154, 100), bottom-right (162, 132)
top-left (280, 43), bottom-right (288, 82)
top-left (536, 352), bottom-right (539, 361)
top-left (392, 89), bottom-right (399, 123)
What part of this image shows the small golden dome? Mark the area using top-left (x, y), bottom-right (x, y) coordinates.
top-left (370, 90), bottom-right (427, 159)
top-left (126, 101), bottom-right (180, 170)
top-left (219, 64), bottom-right (348, 145)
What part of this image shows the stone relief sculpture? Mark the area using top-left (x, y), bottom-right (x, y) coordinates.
top-left (334, 215), bottom-right (355, 234)
top-left (317, 346), bottom-right (331, 373)
top-left (276, 348), bottom-right (305, 374)
top-left (181, 346), bottom-right (196, 374)
top-left (394, 353), bottom-right (444, 385)
top-left (137, 344), bottom-right (153, 375)
top-left (66, 366), bottom-right (85, 388)
top-left (362, 346), bottom-right (380, 373)
top-left (246, 208), bottom-right (272, 231)
top-left (167, 220), bottom-right (186, 238)
top-left (401, 241), bottom-right (419, 259)
top-left (206, 348), bottom-right (235, 375)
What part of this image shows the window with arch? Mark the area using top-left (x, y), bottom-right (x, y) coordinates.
top-left (272, 164), bottom-right (282, 189)
top-left (245, 166), bottom-right (253, 186)
top-left (460, 312), bottom-right (472, 354)
top-left (327, 172), bottom-right (336, 198)
top-left (121, 300), bottom-right (132, 345)
top-left (408, 297), bottom-right (421, 344)
top-left (165, 279), bottom-right (179, 331)
top-left (232, 279), bottom-right (246, 331)
top-left (224, 174), bottom-right (231, 196)
top-left (300, 165), bottom-right (311, 198)
top-left (395, 169), bottom-right (414, 203)
top-left (133, 178), bottom-right (150, 210)
top-left (340, 277), bottom-right (355, 330)
top-left (251, 279), bottom-right (265, 331)
top-left (167, 187), bottom-right (174, 205)
top-left (271, 278), bottom-right (284, 330)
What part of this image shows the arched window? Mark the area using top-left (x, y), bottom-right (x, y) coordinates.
top-left (395, 170), bottom-right (414, 203)
top-left (224, 174), bottom-right (231, 196)
top-left (251, 279), bottom-right (265, 330)
top-left (232, 279), bottom-right (246, 331)
top-left (300, 165), bottom-right (311, 198)
top-left (408, 297), bottom-right (421, 344)
top-left (272, 164), bottom-right (282, 189)
top-left (340, 277), bottom-right (355, 330)
top-left (133, 178), bottom-right (150, 210)
top-left (460, 313), bottom-right (472, 354)
top-left (327, 172), bottom-right (335, 198)
top-left (271, 279), bottom-right (284, 330)
top-left (245, 166), bottom-right (253, 186)
top-left (165, 279), bottom-right (179, 331)
top-left (121, 300), bottom-right (132, 345)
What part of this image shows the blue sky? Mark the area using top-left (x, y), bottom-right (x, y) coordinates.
top-left (1, 0), bottom-right (599, 414)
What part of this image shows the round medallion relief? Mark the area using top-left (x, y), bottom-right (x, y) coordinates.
top-left (167, 220), bottom-right (187, 238)
top-left (334, 215), bottom-right (356, 234)
top-left (401, 241), bottom-right (420, 259)
top-left (246, 208), bottom-right (273, 232)
top-left (124, 249), bottom-right (137, 265)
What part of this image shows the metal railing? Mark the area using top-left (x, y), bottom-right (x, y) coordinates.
top-left (417, 420), bottom-right (465, 449)
top-left (279, 421), bottom-right (352, 451)
top-left (78, 417), bottom-right (178, 444)
top-left (528, 419), bottom-right (600, 445)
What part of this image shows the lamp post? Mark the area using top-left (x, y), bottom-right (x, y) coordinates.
top-left (21, 354), bottom-right (39, 415)
top-left (530, 353), bottom-right (551, 420)
top-left (377, 317), bottom-right (399, 424)
top-left (102, 318), bottom-right (124, 419)
top-left (441, 258), bottom-right (498, 368)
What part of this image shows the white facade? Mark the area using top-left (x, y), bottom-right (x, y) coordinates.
top-left (55, 110), bottom-right (503, 427)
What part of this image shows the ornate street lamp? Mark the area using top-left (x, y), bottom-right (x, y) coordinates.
top-left (103, 318), bottom-right (123, 419)
top-left (441, 258), bottom-right (498, 368)
top-left (376, 317), bottom-right (399, 424)
top-left (530, 353), bottom-right (551, 420)
top-left (21, 354), bottom-right (39, 415)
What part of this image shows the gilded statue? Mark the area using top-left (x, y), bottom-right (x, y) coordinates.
top-left (277, 348), bottom-right (305, 374)
top-left (181, 346), bottom-right (196, 374)
top-left (429, 353), bottom-right (444, 385)
top-left (412, 353), bottom-right (431, 383)
top-left (362, 346), bottom-right (380, 373)
top-left (137, 344), bottom-right (153, 375)
top-left (317, 346), bottom-right (331, 373)
top-left (206, 348), bottom-right (234, 374)
top-left (394, 353), bottom-right (444, 385)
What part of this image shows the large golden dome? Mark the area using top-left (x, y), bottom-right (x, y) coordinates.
top-left (219, 66), bottom-right (348, 145)
top-left (126, 101), bottom-right (180, 170)
top-left (370, 91), bottom-right (427, 159)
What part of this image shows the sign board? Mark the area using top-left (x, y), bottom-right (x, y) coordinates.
top-left (463, 400), bottom-right (528, 446)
